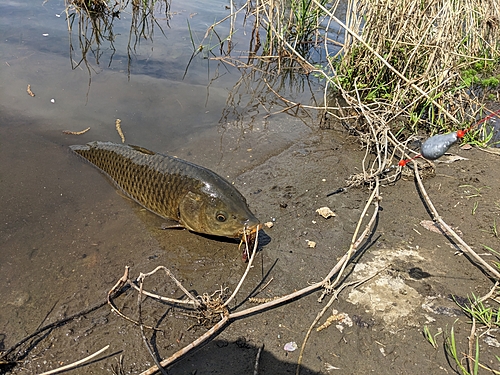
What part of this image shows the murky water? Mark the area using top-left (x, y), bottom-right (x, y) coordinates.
top-left (0, 0), bottom-right (319, 155)
top-left (0, 0), bottom-right (321, 366)
top-left (4, 3), bottom-right (500, 375)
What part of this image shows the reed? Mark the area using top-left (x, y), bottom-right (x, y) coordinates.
top-left (64, 0), bottom-right (170, 73)
top-left (211, 0), bottom-right (499, 135)
top-left (331, 0), bottom-right (500, 133)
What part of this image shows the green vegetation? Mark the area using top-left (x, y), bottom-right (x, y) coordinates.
top-left (448, 290), bottom-right (500, 375)
top-left (423, 286), bottom-right (500, 375)
top-left (461, 61), bottom-right (500, 89)
top-left (423, 325), bottom-right (442, 349)
top-left (65, 0), bottom-right (500, 140)
top-left (446, 325), bottom-right (481, 375)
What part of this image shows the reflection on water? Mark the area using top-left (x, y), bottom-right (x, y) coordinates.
top-left (65, 0), bottom-right (172, 76)
top-left (0, 0), bottom-right (319, 148)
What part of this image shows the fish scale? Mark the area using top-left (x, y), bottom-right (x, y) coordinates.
top-left (70, 141), bottom-right (260, 239)
top-left (72, 143), bottom-right (207, 219)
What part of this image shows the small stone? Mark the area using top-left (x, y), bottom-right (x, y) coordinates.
top-left (264, 221), bottom-right (274, 228)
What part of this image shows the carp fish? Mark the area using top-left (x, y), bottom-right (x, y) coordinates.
top-left (70, 141), bottom-right (260, 241)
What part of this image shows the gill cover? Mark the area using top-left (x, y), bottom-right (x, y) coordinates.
top-left (178, 191), bottom-right (206, 233)
top-left (178, 190), bottom-right (259, 239)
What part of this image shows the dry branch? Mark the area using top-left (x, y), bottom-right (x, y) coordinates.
top-left (137, 273), bottom-right (168, 375)
top-left (118, 188), bottom-right (382, 375)
top-left (37, 345), bottom-right (110, 375)
top-left (296, 271), bottom-right (381, 375)
top-left (139, 316), bottom-right (230, 375)
top-left (223, 227), bottom-right (259, 307)
top-left (413, 162), bottom-right (500, 280)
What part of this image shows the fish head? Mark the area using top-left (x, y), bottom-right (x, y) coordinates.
top-left (178, 190), bottom-right (260, 239)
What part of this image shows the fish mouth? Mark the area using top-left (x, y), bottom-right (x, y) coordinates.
top-left (239, 224), bottom-right (261, 262)
top-left (238, 223), bottom-right (260, 241)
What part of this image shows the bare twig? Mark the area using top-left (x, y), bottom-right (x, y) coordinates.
top-left (106, 267), bottom-right (164, 330)
top-left (330, 178), bottom-right (380, 289)
top-left (468, 315), bottom-right (477, 374)
top-left (254, 344), bottom-right (264, 375)
top-left (37, 345), bottom-right (109, 375)
top-left (413, 162), bottom-right (500, 280)
top-left (132, 266), bottom-right (201, 308)
top-left (139, 315), bottom-right (230, 375)
top-left (137, 274), bottom-right (168, 375)
top-left (253, 277), bottom-right (274, 297)
top-left (224, 227), bottom-right (259, 307)
top-left (296, 270), bottom-right (382, 375)
top-left (128, 283), bottom-right (197, 307)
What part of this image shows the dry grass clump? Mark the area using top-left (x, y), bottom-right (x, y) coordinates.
top-left (208, 0), bottom-right (499, 186)
top-left (328, 0), bottom-right (500, 133)
top-left (68, 0), bottom-right (110, 15)
top-left (211, 0), bottom-right (499, 134)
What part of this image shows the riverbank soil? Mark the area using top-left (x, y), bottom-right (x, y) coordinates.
top-left (1, 114), bottom-right (500, 374)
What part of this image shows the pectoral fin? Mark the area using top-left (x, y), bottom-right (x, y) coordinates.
top-left (160, 220), bottom-right (185, 230)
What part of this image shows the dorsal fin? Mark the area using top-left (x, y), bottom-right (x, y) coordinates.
top-left (129, 144), bottom-right (156, 155)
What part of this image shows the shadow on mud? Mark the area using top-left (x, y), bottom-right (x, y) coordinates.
top-left (0, 322), bottom-right (324, 375)
top-left (169, 338), bottom-right (324, 375)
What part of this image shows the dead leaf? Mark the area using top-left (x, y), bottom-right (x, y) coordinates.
top-left (62, 127), bottom-right (91, 135)
top-left (27, 84), bottom-right (35, 97)
top-left (116, 119), bottom-right (125, 143)
top-left (316, 206), bottom-right (336, 219)
top-left (435, 154), bottom-right (468, 163)
top-left (420, 220), bottom-right (463, 237)
top-left (460, 144), bottom-right (473, 150)
top-left (306, 240), bottom-right (316, 248)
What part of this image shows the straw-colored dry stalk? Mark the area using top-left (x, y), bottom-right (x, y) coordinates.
top-left (217, 0), bottom-right (499, 187)
top-left (330, 0), bottom-right (500, 131)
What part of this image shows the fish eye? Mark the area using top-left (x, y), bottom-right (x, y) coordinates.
top-left (216, 212), bottom-right (227, 222)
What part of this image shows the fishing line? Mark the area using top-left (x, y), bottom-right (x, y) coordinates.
top-left (399, 107), bottom-right (500, 166)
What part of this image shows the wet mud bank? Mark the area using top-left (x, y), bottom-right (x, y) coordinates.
top-left (1, 112), bottom-right (500, 374)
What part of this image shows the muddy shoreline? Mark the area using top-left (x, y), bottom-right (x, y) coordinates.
top-left (1, 111), bottom-right (500, 375)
